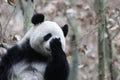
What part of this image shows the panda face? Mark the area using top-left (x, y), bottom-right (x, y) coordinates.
top-left (30, 21), bottom-right (67, 56)
top-left (18, 13), bottom-right (68, 56)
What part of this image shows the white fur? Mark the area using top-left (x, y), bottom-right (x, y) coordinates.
top-left (9, 19), bottom-right (66, 80)
top-left (10, 61), bottom-right (47, 80)
top-left (17, 27), bottom-right (36, 46)
top-left (18, 21), bottom-right (66, 56)
top-left (30, 21), bottom-right (66, 56)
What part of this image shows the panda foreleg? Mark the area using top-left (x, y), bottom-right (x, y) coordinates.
top-left (0, 53), bottom-right (13, 80)
top-left (0, 46), bottom-right (20, 80)
top-left (44, 38), bottom-right (69, 80)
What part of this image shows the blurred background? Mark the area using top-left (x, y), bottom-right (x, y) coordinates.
top-left (0, 0), bottom-right (120, 80)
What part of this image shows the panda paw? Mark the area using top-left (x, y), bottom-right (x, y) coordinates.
top-left (50, 38), bottom-right (62, 51)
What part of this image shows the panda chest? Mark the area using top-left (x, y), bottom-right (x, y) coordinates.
top-left (10, 61), bottom-right (47, 80)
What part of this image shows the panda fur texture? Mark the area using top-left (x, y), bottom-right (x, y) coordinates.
top-left (0, 13), bottom-right (69, 80)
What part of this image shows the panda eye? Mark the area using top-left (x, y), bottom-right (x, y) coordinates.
top-left (44, 33), bottom-right (52, 41)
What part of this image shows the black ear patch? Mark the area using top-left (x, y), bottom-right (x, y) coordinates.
top-left (62, 24), bottom-right (68, 37)
top-left (31, 13), bottom-right (44, 25)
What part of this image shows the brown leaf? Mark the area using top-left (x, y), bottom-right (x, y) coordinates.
top-left (78, 48), bottom-right (85, 54)
top-left (95, 18), bottom-right (101, 25)
top-left (66, 51), bottom-right (72, 57)
top-left (77, 17), bottom-right (85, 22)
top-left (78, 63), bottom-right (88, 69)
top-left (7, 0), bottom-right (15, 6)
top-left (76, 3), bottom-right (83, 9)
top-left (110, 58), bottom-right (118, 64)
top-left (83, 44), bottom-right (87, 50)
top-left (87, 55), bottom-right (96, 60)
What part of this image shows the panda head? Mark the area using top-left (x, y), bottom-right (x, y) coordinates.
top-left (28, 13), bottom-right (68, 56)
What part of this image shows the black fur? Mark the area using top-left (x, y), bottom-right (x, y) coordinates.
top-left (0, 39), bottom-right (69, 80)
top-left (0, 41), bottom-right (50, 80)
top-left (0, 13), bottom-right (69, 80)
top-left (31, 13), bottom-right (44, 25)
top-left (44, 38), bottom-right (69, 80)
top-left (62, 24), bottom-right (68, 37)
top-left (44, 33), bottom-right (52, 41)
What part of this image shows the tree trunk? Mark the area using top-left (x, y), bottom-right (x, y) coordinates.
top-left (67, 15), bottom-right (79, 80)
top-left (94, 0), bottom-right (106, 80)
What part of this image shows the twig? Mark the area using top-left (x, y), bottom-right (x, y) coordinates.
top-left (105, 26), bottom-right (114, 80)
top-left (3, 7), bottom-right (17, 38)
top-left (0, 24), bottom-right (12, 49)
top-left (111, 8), bottom-right (120, 40)
top-left (80, 25), bottom-right (98, 41)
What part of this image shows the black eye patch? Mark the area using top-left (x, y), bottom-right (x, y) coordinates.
top-left (44, 33), bottom-right (52, 41)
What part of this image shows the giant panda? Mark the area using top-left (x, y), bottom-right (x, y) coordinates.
top-left (0, 13), bottom-right (69, 80)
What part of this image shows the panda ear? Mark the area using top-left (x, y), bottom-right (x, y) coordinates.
top-left (31, 13), bottom-right (44, 25)
top-left (62, 24), bottom-right (68, 37)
